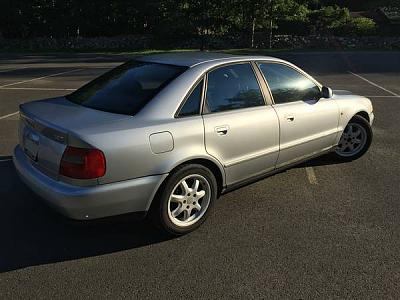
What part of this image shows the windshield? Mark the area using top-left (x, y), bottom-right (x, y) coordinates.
top-left (66, 61), bottom-right (187, 115)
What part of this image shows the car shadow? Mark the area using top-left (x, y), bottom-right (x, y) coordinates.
top-left (0, 159), bottom-right (173, 273)
top-left (296, 153), bottom-right (347, 168)
top-left (0, 152), bottom-right (343, 272)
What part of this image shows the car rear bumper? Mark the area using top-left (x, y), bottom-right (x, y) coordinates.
top-left (13, 145), bottom-right (167, 220)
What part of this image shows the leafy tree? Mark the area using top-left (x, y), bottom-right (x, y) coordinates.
top-left (0, 0), bottom-right (392, 41)
top-left (309, 5), bottom-right (351, 34)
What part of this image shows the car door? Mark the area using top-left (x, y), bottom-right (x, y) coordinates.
top-left (202, 62), bottom-right (280, 186)
top-left (257, 62), bottom-right (339, 168)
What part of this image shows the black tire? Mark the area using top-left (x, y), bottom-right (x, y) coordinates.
top-left (149, 164), bottom-right (217, 236)
top-left (332, 115), bottom-right (372, 161)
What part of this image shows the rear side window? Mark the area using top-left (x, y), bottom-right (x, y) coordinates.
top-left (178, 80), bottom-right (203, 117)
top-left (66, 61), bottom-right (187, 115)
top-left (258, 63), bottom-right (321, 104)
top-left (205, 63), bottom-right (265, 113)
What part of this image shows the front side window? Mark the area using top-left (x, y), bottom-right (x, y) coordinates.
top-left (66, 61), bottom-right (187, 115)
top-left (178, 79), bottom-right (203, 117)
top-left (258, 63), bottom-right (321, 104)
top-left (205, 63), bottom-right (265, 113)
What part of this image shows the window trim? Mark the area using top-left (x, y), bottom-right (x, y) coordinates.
top-left (174, 76), bottom-right (205, 118)
top-left (255, 61), bottom-right (323, 106)
top-left (251, 61), bottom-right (274, 106)
top-left (201, 61), bottom-right (269, 115)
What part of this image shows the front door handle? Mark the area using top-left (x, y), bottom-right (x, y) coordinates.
top-left (215, 125), bottom-right (229, 135)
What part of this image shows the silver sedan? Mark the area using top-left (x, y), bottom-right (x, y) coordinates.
top-left (13, 52), bottom-right (374, 235)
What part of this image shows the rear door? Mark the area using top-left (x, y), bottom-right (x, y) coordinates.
top-left (202, 62), bottom-right (280, 186)
top-left (257, 62), bottom-right (339, 168)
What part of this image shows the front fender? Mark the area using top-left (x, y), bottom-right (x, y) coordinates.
top-left (334, 95), bottom-right (373, 144)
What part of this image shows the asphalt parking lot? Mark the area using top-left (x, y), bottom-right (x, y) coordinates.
top-left (0, 51), bottom-right (399, 298)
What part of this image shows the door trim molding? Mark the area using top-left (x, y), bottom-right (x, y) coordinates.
top-left (223, 146), bottom-right (279, 167)
top-left (279, 128), bottom-right (340, 152)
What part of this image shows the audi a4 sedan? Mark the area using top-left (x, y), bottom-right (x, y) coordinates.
top-left (13, 52), bottom-right (374, 235)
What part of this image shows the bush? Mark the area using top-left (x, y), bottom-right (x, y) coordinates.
top-left (335, 17), bottom-right (377, 36)
top-left (350, 17), bottom-right (377, 35)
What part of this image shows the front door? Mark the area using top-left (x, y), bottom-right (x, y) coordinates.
top-left (257, 62), bottom-right (339, 167)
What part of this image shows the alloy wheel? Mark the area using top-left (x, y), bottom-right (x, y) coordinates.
top-left (167, 174), bottom-right (211, 227)
top-left (335, 122), bottom-right (367, 157)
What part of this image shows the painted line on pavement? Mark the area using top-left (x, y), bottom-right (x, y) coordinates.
top-left (349, 71), bottom-right (399, 97)
top-left (0, 111), bottom-right (19, 120)
top-left (0, 67), bottom-right (29, 74)
top-left (305, 167), bottom-right (318, 185)
top-left (0, 87), bottom-right (76, 91)
top-left (364, 95), bottom-right (400, 98)
top-left (0, 69), bottom-right (82, 88)
top-left (0, 159), bottom-right (12, 162)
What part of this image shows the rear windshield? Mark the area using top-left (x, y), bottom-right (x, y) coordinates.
top-left (66, 61), bottom-right (187, 115)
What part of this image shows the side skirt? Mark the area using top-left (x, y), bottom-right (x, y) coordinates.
top-left (221, 147), bottom-right (335, 194)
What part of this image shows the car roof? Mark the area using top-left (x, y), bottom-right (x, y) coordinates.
top-left (137, 51), bottom-right (279, 67)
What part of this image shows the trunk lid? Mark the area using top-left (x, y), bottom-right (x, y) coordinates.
top-left (19, 97), bottom-right (130, 180)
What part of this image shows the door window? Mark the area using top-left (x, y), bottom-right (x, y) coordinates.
top-left (205, 63), bottom-right (265, 113)
top-left (258, 63), bottom-right (321, 104)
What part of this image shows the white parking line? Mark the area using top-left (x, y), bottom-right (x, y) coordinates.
top-left (0, 67), bottom-right (28, 73)
top-left (349, 71), bottom-right (400, 97)
top-left (364, 95), bottom-right (400, 98)
top-left (0, 69), bottom-right (82, 89)
top-left (0, 87), bottom-right (76, 91)
top-left (305, 167), bottom-right (318, 185)
top-left (0, 111), bottom-right (19, 120)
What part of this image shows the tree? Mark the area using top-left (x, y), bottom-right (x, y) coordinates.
top-left (309, 5), bottom-right (351, 34)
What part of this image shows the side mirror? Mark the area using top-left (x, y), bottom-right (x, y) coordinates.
top-left (322, 86), bottom-right (333, 99)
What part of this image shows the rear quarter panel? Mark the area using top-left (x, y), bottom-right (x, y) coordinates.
top-left (76, 116), bottom-right (224, 185)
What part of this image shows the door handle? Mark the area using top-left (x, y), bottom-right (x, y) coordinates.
top-left (285, 115), bottom-right (295, 122)
top-left (215, 125), bottom-right (229, 135)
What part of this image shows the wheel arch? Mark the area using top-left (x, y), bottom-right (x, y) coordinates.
top-left (148, 157), bottom-right (226, 212)
top-left (353, 110), bottom-right (370, 123)
top-left (168, 158), bottom-right (225, 195)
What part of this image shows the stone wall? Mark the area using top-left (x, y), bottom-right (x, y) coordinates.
top-left (0, 34), bottom-right (399, 51)
top-left (0, 35), bottom-right (153, 51)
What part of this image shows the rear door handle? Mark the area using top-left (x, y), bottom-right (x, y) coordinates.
top-left (215, 125), bottom-right (229, 135)
top-left (285, 115), bottom-right (295, 122)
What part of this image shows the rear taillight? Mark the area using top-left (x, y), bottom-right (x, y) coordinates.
top-left (59, 146), bottom-right (106, 179)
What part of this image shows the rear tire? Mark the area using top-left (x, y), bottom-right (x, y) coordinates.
top-left (150, 164), bottom-right (217, 236)
top-left (333, 115), bottom-right (372, 161)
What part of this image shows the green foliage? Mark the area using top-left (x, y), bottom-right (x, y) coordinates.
top-left (309, 5), bottom-right (351, 33)
top-left (0, 0), bottom-right (392, 40)
top-left (345, 17), bottom-right (377, 36)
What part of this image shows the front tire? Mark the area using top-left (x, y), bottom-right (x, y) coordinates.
top-left (333, 115), bottom-right (372, 161)
top-left (150, 164), bottom-right (217, 235)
